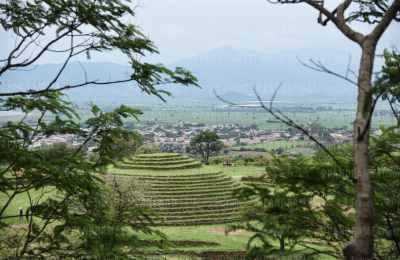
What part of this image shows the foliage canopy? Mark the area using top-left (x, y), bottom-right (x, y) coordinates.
top-left (0, 0), bottom-right (197, 257)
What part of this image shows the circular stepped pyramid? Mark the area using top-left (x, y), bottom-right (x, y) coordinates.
top-left (131, 172), bottom-right (251, 226)
top-left (110, 153), bottom-right (253, 226)
top-left (117, 153), bottom-right (201, 170)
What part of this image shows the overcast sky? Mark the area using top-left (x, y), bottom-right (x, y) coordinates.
top-left (1, 0), bottom-right (399, 64)
top-left (132, 0), bottom-right (400, 63)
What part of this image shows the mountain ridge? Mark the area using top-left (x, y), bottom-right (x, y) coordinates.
top-left (0, 47), bottom-right (358, 106)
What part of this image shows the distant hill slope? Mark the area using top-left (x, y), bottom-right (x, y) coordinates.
top-left (0, 47), bottom-right (357, 106)
top-left (172, 47), bottom-right (357, 103)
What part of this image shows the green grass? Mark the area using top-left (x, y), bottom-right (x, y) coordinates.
top-left (0, 154), bottom-right (266, 256)
top-left (207, 165), bottom-right (265, 179)
top-left (120, 153), bottom-right (201, 170)
top-left (0, 187), bottom-right (56, 224)
top-left (139, 224), bottom-right (253, 252)
top-left (124, 158), bottom-right (194, 165)
top-left (136, 153), bottom-right (181, 158)
top-left (236, 140), bottom-right (311, 150)
top-left (117, 161), bottom-right (201, 170)
top-left (0, 162), bottom-right (334, 258)
top-left (108, 165), bottom-right (214, 176)
top-left (234, 140), bottom-right (316, 155)
top-left (138, 224), bottom-right (336, 259)
top-left (108, 164), bottom-right (264, 179)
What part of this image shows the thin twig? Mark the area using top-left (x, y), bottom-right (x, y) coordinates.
top-left (297, 57), bottom-right (358, 86)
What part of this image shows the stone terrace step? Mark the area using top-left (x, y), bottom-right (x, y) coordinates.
top-left (148, 179), bottom-right (236, 189)
top-left (135, 153), bottom-right (182, 158)
top-left (156, 208), bottom-right (240, 218)
top-left (140, 197), bottom-right (240, 206)
top-left (117, 161), bottom-right (201, 170)
top-left (152, 211), bottom-right (240, 222)
top-left (154, 203), bottom-right (242, 214)
top-left (144, 216), bottom-right (241, 226)
top-left (148, 183), bottom-right (240, 193)
top-left (123, 158), bottom-right (195, 166)
top-left (144, 198), bottom-right (244, 209)
top-left (143, 191), bottom-right (237, 200)
top-left (145, 186), bottom-right (240, 197)
top-left (129, 172), bottom-right (224, 181)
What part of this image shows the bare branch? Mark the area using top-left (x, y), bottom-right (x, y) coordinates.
top-left (345, 54), bottom-right (356, 79)
top-left (267, 0), bottom-right (364, 43)
top-left (33, 33), bottom-right (95, 54)
top-left (297, 57), bottom-right (358, 86)
top-left (12, 33), bottom-right (42, 61)
top-left (77, 62), bottom-right (88, 83)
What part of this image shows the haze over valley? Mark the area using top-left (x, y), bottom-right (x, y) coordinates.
top-left (2, 47), bottom-right (358, 106)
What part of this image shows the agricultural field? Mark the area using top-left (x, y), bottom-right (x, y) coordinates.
top-left (135, 106), bottom-right (396, 130)
top-left (0, 104), bottom-right (394, 130)
top-left (233, 140), bottom-right (315, 154)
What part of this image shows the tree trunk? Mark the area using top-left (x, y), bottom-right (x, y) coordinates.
top-left (205, 143), bottom-right (210, 164)
top-left (344, 39), bottom-right (376, 259)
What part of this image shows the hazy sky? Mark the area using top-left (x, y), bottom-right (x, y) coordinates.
top-left (133, 0), bottom-right (400, 63)
top-left (1, 0), bottom-right (399, 64)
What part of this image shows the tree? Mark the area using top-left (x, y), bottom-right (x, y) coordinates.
top-left (370, 51), bottom-right (400, 257)
top-left (233, 51), bottom-right (400, 259)
top-left (261, 1), bottom-right (400, 258)
top-left (376, 49), bottom-right (400, 125)
top-left (189, 130), bottom-right (223, 164)
top-left (308, 121), bottom-right (330, 141)
top-left (107, 130), bottom-right (143, 162)
top-left (80, 176), bottom-right (166, 258)
top-left (235, 147), bottom-right (354, 258)
top-left (0, 0), bottom-right (197, 257)
top-left (237, 141), bottom-right (400, 259)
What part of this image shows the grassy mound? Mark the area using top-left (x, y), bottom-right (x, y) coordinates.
top-left (117, 153), bottom-right (201, 170)
top-left (108, 153), bottom-right (254, 226)
top-left (112, 171), bottom-right (251, 226)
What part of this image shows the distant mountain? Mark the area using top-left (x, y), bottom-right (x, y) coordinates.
top-left (1, 47), bottom-right (358, 106)
top-left (0, 62), bottom-right (155, 107)
top-left (171, 46), bottom-right (358, 103)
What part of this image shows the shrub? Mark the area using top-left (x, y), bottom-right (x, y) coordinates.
top-left (137, 144), bottom-right (161, 154)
